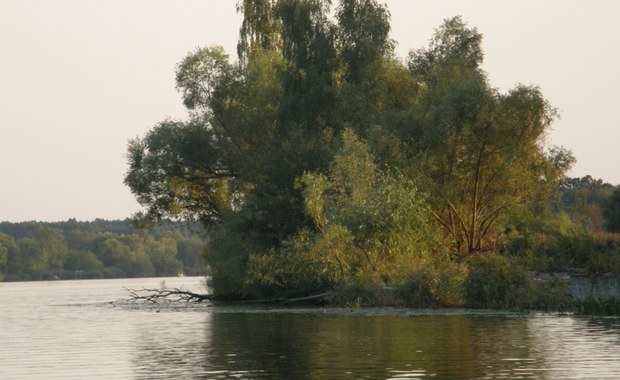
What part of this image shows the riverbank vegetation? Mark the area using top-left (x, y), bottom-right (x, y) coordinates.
top-left (0, 220), bottom-right (206, 281)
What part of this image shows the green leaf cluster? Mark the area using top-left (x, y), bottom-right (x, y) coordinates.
top-left (246, 129), bottom-right (438, 295)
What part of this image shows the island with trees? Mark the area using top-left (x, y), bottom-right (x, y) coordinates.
top-left (7, 1), bottom-right (620, 313)
top-left (124, 0), bottom-right (620, 310)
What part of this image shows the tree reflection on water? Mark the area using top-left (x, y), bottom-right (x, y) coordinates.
top-left (132, 308), bottom-right (590, 379)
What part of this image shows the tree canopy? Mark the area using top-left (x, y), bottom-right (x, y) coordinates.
top-left (125, 1), bottom-right (574, 298)
top-left (0, 220), bottom-right (206, 281)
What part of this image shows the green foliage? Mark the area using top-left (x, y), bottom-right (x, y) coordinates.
top-left (203, 214), bottom-right (252, 296)
top-left (247, 225), bottom-right (354, 296)
top-left (125, 119), bottom-right (232, 226)
top-left (124, 3), bottom-right (577, 302)
top-left (336, 0), bottom-right (393, 83)
top-left (574, 297), bottom-right (620, 316)
top-left (298, 130), bottom-right (439, 280)
top-left (503, 218), bottom-right (620, 274)
top-left (402, 260), bottom-right (467, 307)
top-left (532, 275), bottom-right (573, 311)
top-left (236, 0), bottom-right (281, 62)
top-left (276, 0), bottom-right (338, 130)
top-left (241, 129), bottom-right (440, 296)
top-left (408, 16), bottom-right (483, 76)
top-left (603, 187), bottom-right (620, 233)
top-left (500, 211), bottom-right (584, 271)
top-left (464, 254), bottom-right (535, 309)
top-left (175, 46), bottom-right (233, 112)
top-left (0, 232), bottom-right (22, 277)
top-left (404, 17), bottom-right (566, 258)
top-left (176, 238), bottom-right (206, 276)
top-left (556, 176), bottom-right (613, 232)
top-left (65, 250), bottom-right (104, 272)
top-left (0, 220), bottom-right (206, 281)
top-left (145, 236), bottom-right (183, 276)
top-left (0, 232), bottom-right (15, 278)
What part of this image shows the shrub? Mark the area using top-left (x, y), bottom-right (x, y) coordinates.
top-left (464, 254), bottom-right (535, 309)
top-left (503, 229), bottom-right (620, 274)
top-left (532, 274), bottom-right (573, 311)
top-left (402, 261), bottom-right (467, 307)
top-left (328, 273), bottom-right (402, 307)
top-left (246, 226), bottom-right (356, 298)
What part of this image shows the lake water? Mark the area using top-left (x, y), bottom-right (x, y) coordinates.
top-left (1, 277), bottom-right (620, 379)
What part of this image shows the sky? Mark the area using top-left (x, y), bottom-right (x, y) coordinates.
top-left (1, 1), bottom-right (619, 222)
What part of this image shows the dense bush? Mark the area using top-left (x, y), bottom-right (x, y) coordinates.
top-left (502, 210), bottom-right (620, 274)
top-left (402, 260), bottom-right (467, 307)
top-left (531, 274), bottom-right (573, 311)
top-left (464, 254), bottom-right (535, 309)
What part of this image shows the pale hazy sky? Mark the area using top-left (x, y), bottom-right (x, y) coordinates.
top-left (1, 1), bottom-right (619, 222)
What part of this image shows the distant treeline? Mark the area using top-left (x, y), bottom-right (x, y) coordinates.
top-left (0, 219), bottom-right (207, 281)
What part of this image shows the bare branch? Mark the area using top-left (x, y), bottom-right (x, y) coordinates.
top-left (125, 287), bottom-right (214, 303)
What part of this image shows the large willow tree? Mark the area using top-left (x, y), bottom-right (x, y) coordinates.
top-left (125, 2), bottom-right (570, 297)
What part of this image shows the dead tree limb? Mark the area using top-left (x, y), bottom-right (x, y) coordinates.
top-left (125, 287), bottom-right (334, 305)
top-left (125, 287), bottom-right (214, 303)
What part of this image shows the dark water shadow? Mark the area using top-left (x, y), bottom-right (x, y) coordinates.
top-left (129, 306), bottom-right (558, 379)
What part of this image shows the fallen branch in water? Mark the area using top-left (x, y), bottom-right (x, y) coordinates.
top-left (125, 287), bottom-right (334, 305)
top-left (125, 287), bottom-right (214, 303)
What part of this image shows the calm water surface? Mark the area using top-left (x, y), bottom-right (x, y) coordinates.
top-left (1, 277), bottom-right (620, 379)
